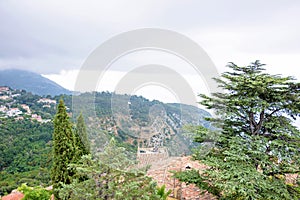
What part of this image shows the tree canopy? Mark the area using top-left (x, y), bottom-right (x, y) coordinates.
top-left (175, 61), bottom-right (300, 199)
top-left (59, 138), bottom-right (163, 200)
top-left (74, 113), bottom-right (90, 160)
top-left (51, 99), bottom-right (76, 199)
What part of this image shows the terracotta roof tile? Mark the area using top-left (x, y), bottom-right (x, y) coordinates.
top-left (1, 190), bottom-right (24, 200)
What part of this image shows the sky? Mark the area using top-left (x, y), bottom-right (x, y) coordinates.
top-left (1, 0), bottom-right (300, 105)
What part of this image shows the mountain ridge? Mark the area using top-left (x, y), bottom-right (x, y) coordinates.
top-left (0, 69), bottom-right (71, 96)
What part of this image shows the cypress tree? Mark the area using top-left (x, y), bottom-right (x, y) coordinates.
top-left (51, 99), bottom-right (76, 199)
top-left (74, 113), bottom-right (90, 160)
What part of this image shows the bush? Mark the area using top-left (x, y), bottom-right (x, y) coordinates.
top-left (17, 183), bottom-right (52, 200)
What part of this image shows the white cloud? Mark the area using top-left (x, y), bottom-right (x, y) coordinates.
top-left (2, 0), bottom-right (300, 107)
top-left (42, 70), bottom-right (79, 91)
top-left (184, 27), bottom-right (300, 80)
top-left (43, 66), bottom-right (209, 106)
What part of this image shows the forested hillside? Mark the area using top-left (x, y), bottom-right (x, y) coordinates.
top-left (0, 87), bottom-right (209, 196)
top-left (0, 119), bottom-right (52, 195)
top-left (1, 62), bottom-right (299, 199)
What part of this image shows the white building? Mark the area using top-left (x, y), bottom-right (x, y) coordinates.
top-left (7, 108), bottom-right (22, 117)
top-left (37, 98), bottom-right (57, 104)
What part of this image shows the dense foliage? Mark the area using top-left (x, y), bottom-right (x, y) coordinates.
top-left (0, 88), bottom-right (207, 197)
top-left (51, 99), bottom-right (77, 199)
top-left (59, 138), bottom-right (163, 200)
top-left (74, 113), bottom-right (90, 160)
top-left (17, 183), bottom-right (52, 200)
top-left (175, 61), bottom-right (300, 199)
top-left (0, 118), bottom-right (52, 195)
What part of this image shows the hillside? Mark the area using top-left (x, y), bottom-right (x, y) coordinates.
top-left (0, 87), bottom-right (210, 196)
top-left (72, 92), bottom-right (211, 156)
top-left (0, 69), bottom-right (71, 96)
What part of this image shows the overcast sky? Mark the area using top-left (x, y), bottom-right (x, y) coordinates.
top-left (1, 0), bottom-right (300, 105)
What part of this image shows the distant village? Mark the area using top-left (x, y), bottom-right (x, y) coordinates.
top-left (0, 86), bottom-right (55, 123)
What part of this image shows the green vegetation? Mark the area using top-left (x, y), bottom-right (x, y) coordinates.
top-left (74, 113), bottom-right (90, 160)
top-left (17, 183), bottom-right (52, 200)
top-left (51, 99), bottom-right (77, 199)
top-left (2, 61), bottom-right (299, 199)
top-left (0, 86), bottom-right (208, 197)
top-left (59, 138), bottom-right (163, 200)
top-left (156, 185), bottom-right (172, 200)
top-left (0, 118), bottom-right (52, 195)
top-left (175, 61), bottom-right (300, 199)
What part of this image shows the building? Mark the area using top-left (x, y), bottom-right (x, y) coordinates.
top-left (37, 98), bottom-right (57, 104)
top-left (0, 86), bottom-right (9, 92)
top-left (11, 93), bottom-right (21, 98)
top-left (21, 104), bottom-right (31, 114)
top-left (31, 114), bottom-right (43, 122)
top-left (7, 108), bottom-right (22, 117)
top-left (0, 95), bottom-right (10, 100)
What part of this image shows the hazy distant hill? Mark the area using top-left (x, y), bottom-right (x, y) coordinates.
top-left (0, 69), bottom-right (71, 96)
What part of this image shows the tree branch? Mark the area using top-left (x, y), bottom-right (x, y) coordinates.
top-left (266, 108), bottom-right (282, 120)
top-left (254, 110), bottom-right (265, 135)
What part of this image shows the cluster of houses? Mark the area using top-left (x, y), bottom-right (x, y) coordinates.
top-left (0, 86), bottom-right (55, 123)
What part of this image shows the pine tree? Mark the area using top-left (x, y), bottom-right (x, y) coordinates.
top-left (176, 61), bottom-right (300, 199)
top-left (51, 99), bottom-right (76, 199)
top-left (74, 113), bottom-right (90, 160)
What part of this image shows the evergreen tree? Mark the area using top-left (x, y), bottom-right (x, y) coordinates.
top-left (176, 61), bottom-right (300, 199)
top-left (51, 99), bottom-right (76, 199)
top-left (59, 138), bottom-right (162, 200)
top-left (74, 113), bottom-right (90, 160)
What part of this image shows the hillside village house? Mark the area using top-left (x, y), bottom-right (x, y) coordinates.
top-left (31, 114), bottom-right (43, 122)
top-left (37, 98), bottom-right (56, 104)
top-left (0, 86), bottom-right (9, 92)
top-left (0, 95), bottom-right (10, 100)
top-left (21, 104), bottom-right (31, 114)
top-left (6, 108), bottom-right (22, 117)
top-left (11, 93), bottom-right (21, 98)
